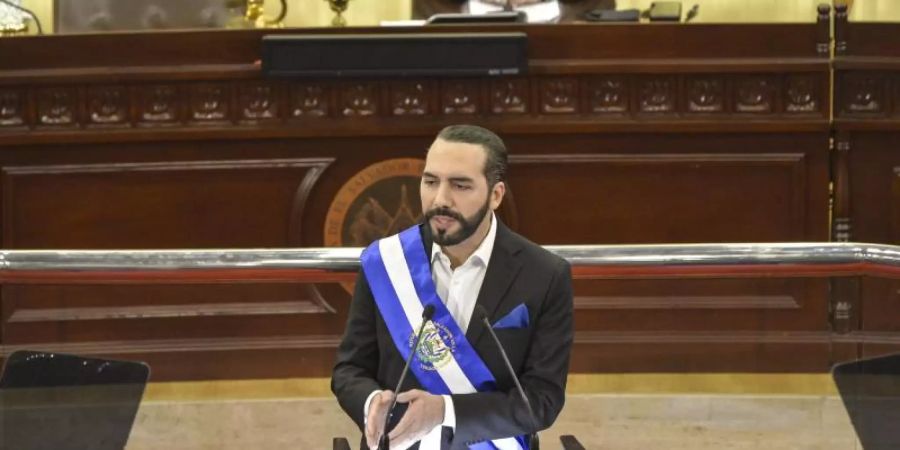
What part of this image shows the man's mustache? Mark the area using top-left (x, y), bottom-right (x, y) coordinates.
top-left (425, 207), bottom-right (465, 223)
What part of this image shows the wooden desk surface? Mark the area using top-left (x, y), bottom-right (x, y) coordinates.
top-left (416, 0), bottom-right (899, 24)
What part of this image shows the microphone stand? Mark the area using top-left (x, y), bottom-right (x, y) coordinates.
top-left (378, 305), bottom-right (435, 450)
top-left (476, 305), bottom-right (540, 450)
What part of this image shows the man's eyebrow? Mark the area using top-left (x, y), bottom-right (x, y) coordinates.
top-left (422, 172), bottom-right (475, 183)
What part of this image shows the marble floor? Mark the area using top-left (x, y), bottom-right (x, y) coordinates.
top-left (125, 393), bottom-right (863, 450)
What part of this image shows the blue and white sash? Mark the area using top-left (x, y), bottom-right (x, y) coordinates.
top-left (361, 225), bottom-right (528, 450)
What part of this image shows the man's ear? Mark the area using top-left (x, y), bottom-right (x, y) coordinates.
top-left (490, 181), bottom-right (506, 210)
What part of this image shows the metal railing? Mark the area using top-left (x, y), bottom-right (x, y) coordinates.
top-left (0, 242), bottom-right (898, 283)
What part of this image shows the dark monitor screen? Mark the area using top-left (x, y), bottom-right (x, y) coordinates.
top-left (0, 350), bottom-right (150, 450)
top-left (832, 352), bottom-right (900, 450)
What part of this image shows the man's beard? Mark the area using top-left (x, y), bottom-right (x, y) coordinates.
top-left (425, 198), bottom-right (491, 246)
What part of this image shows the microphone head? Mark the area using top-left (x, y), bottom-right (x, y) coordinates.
top-left (422, 304), bottom-right (436, 320)
top-left (475, 304), bottom-right (490, 323)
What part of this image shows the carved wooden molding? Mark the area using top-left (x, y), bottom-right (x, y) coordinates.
top-left (836, 71), bottom-right (900, 119)
top-left (829, 277), bottom-right (860, 335)
top-left (834, 2), bottom-right (849, 55)
top-left (0, 335), bottom-right (343, 356)
top-left (511, 153), bottom-right (807, 164)
top-left (575, 295), bottom-right (799, 310)
top-left (7, 301), bottom-right (329, 323)
top-left (575, 330), bottom-right (900, 345)
top-left (0, 73), bottom-right (829, 137)
top-left (5, 330), bottom-right (896, 359)
top-left (1, 158), bottom-right (333, 175)
top-left (576, 331), bottom-right (831, 344)
top-left (831, 331), bottom-right (900, 345)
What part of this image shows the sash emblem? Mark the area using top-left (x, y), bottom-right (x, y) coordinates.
top-left (410, 321), bottom-right (457, 371)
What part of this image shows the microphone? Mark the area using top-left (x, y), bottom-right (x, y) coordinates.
top-left (378, 304), bottom-right (436, 450)
top-left (475, 304), bottom-right (540, 450)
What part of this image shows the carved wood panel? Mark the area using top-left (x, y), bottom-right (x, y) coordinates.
top-left (0, 88), bottom-right (26, 127)
top-left (836, 71), bottom-right (899, 118)
top-left (735, 75), bottom-right (776, 114)
top-left (1, 158), bottom-right (331, 248)
top-left (189, 83), bottom-right (230, 123)
top-left (0, 157), bottom-right (340, 378)
top-left (36, 87), bottom-right (78, 127)
top-left (136, 84), bottom-right (181, 125)
top-left (0, 73), bottom-right (829, 138)
top-left (290, 83), bottom-right (329, 119)
top-left (587, 76), bottom-right (629, 115)
top-left (507, 152), bottom-right (809, 244)
top-left (86, 85), bottom-right (129, 126)
top-left (1, 284), bottom-right (336, 345)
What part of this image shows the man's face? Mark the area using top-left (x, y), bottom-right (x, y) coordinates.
top-left (421, 138), bottom-right (505, 246)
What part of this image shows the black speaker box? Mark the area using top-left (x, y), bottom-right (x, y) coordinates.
top-left (261, 32), bottom-right (528, 78)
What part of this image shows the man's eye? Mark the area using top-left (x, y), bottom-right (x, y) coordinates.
top-left (422, 179), bottom-right (436, 186)
top-left (454, 184), bottom-right (471, 190)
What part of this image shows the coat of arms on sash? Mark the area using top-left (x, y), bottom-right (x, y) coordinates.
top-left (410, 321), bottom-right (457, 371)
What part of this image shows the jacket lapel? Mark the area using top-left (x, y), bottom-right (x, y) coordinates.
top-left (419, 221), bottom-right (524, 347)
top-left (465, 221), bottom-right (523, 348)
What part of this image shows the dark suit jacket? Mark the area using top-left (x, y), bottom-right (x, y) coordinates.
top-left (331, 221), bottom-right (573, 450)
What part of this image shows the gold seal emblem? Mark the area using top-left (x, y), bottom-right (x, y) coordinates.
top-left (324, 158), bottom-right (425, 291)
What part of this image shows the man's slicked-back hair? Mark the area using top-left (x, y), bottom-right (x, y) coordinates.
top-left (435, 124), bottom-right (508, 187)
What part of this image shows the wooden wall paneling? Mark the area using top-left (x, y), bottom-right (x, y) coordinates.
top-left (834, 19), bottom-right (900, 361)
top-left (0, 24), bottom-right (827, 73)
top-left (0, 339), bottom-right (341, 380)
top-left (1, 284), bottom-right (336, 343)
top-left (839, 133), bottom-right (900, 243)
top-left (508, 152), bottom-right (807, 244)
top-left (1, 158), bottom-right (332, 248)
top-left (0, 24), bottom-right (838, 378)
top-left (505, 132), bottom-right (830, 242)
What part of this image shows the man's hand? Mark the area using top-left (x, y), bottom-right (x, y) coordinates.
top-left (365, 390), bottom-right (394, 450)
top-left (386, 389), bottom-right (445, 450)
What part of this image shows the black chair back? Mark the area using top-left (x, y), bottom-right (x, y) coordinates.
top-left (0, 350), bottom-right (149, 450)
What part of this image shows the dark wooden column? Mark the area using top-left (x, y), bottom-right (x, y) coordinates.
top-left (833, 17), bottom-right (900, 363)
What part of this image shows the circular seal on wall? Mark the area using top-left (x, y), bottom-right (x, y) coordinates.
top-left (324, 158), bottom-right (425, 248)
top-left (324, 158), bottom-right (425, 292)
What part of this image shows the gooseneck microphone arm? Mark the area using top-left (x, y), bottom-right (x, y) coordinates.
top-left (379, 304), bottom-right (436, 450)
top-left (475, 304), bottom-right (540, 450)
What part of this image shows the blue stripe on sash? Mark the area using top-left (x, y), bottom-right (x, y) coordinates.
top-left (397, 226), bottom-right (498, 392)
top-left (360, 239), bottom-right (451, 396)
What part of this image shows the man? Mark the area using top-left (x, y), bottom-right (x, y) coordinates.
top-left (332, 124), bottom-right (573, 450)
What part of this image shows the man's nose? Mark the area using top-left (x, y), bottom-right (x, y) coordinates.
top-left (433, 183), bottom-right (452, 208)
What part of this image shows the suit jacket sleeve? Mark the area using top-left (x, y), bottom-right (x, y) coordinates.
top-left (331, 270), bottom-right (383, 430)
top-left (450, 258), bottom-right (574, 445)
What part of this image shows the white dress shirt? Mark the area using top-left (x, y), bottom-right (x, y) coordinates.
top-left (364, 214), bottom-right (498, 447)
top-left (430, 211), bottom-right (497, 334)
